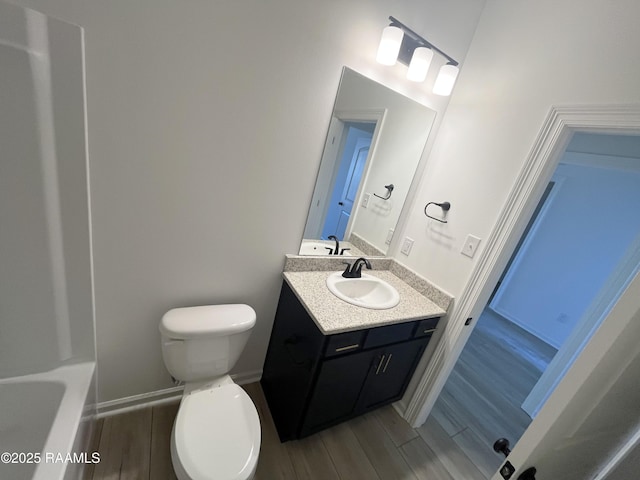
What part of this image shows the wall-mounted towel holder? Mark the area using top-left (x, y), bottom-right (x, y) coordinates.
top-left (374, 184), bottom-right (394, 200)
top-left (424, 201), bottom-right (451, 223)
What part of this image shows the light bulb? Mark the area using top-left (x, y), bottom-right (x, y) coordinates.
top-left (433, 64), bottom-right (459, 96)
top-left (407, 47), bottom-right (433, 82)
top-left (376, 26), bottom-right (403, 66)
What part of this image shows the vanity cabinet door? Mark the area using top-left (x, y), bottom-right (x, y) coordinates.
top-left (358, 338), bottom-right (427, 412)
top-left (300, 349), bottom-right (376, 436)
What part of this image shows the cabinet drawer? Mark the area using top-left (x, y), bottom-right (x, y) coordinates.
top-left (364, 322), bottom-right (414, 349)
top-left (414, 317), bottom-right (440, 338)
top-left (325, 331), bottom-right (365, 357)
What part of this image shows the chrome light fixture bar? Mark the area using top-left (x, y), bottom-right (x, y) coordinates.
top-left (377, 16), bottom-right (460, 96)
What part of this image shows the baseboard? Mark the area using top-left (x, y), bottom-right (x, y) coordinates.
top-left (94, 385), bottom-right (184, 419)
top-left (392, 399), bottom-right (408, 420)
top-left (94, 369), bottom-right (263, 419)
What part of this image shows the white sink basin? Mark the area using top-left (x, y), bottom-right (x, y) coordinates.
top-left (298, 241), bottom-right (352, 256)
top-left (326, 272), bottom-right (400, 310)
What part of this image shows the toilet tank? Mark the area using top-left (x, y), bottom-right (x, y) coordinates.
top-left (159, 304), bottom-right (256, 382)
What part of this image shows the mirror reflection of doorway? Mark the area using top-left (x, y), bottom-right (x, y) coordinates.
top-left (321, 121), bottom-right (375, 240)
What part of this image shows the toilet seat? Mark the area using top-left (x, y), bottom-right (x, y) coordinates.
top-left (172, 384), bottom-right (261, 480)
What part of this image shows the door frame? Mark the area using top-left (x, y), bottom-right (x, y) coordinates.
top-left (332, 109), bottom-right (386, 241)
top-left (403, 105), bottom-right (640, 438)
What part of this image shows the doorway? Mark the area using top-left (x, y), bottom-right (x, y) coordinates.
top-left (321, 121), bottom-right (375, 240)
top-left (428, 131), bottom-right (640, 478)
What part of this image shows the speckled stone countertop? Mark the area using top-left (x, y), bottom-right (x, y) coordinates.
top-left (283, 270), bottom-right (446, 334)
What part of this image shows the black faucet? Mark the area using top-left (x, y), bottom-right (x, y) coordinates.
top-left (328, 235), bottom-right (340, 255)
top-left (342, 257), bottom-right (372, 278)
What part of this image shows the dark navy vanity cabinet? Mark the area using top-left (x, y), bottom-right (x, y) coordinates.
top-left (261, 281), bottom-right (439, 441)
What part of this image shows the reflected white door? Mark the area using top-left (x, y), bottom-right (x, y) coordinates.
top-left (333, 143), bottom-right (369, 239)
top-left (322, 125), bottom-right (372, 240)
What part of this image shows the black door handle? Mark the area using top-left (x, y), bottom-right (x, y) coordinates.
top-left (494, 438), bottom-right (537, 480)
top-left (338, 202), bottom-right (344, 206)
top-left (518, 467), bottom-right (537, 479)
top-left (493, 438), bottom-right (511, 457)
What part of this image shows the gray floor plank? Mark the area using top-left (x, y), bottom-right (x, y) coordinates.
top-left (349, 412), bottom-right (417, 480)
top-left (400, 437), bottom-right (455, 480)
top-left (320, 421), bottom-right (381, 480)
top-left (150, 401), bottom-right (179, 480)
top-left (373, 405), bottom-right (419, 448)
top-left (83, 417), bottom-right (104, 480)
top-left (451, 426), bottom-right (504, 478)
top-left (116, 409), bottom-right (152, 480)
top-left (429, 386), bottom-right (468, 437)
top-left (418, 416), bottom-right (487, 480)
top-left (287, 433), bottom-right (340, 480)
top-left (93, 408), bottom-right (152, 480)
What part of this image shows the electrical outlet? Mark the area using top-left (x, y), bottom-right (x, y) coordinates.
top-left (401, 237), bottom-right (414, 256)
top-left (362, 193), bottom-right (371, 208)
top-left (461, 234), bottom-right (481, 258)
top-left (385, 228), bottom-right (394, 245)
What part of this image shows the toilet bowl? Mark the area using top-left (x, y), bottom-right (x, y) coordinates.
top-left (160, 304), bottom-right (261, 480)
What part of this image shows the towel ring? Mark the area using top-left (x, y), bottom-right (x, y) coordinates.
top-left (424, 201), bottom-right (451, 223)
top-left (374, 184), bottom-right (394, 200)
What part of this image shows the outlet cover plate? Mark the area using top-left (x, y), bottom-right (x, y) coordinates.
top-left (461, 234), bottom-right (481, 258)
top-left (385, 228), bottom-right (394, 245)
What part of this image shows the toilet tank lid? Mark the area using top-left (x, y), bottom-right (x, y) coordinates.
top-left (160, 304), bottom-right (256, 339)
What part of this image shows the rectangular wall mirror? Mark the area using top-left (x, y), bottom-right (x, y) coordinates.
top-left (300, 67), bottom-right (437, 256)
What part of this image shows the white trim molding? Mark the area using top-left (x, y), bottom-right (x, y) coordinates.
top-left (93, 369), bottom-right (262, 418)
top-left (403, 104), bottom-right (640, 428)
top-left (94, 385), bottom-right (184, 419)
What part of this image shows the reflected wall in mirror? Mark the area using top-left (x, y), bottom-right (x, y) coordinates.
top-left (301, 67), bottom-right (437, 256)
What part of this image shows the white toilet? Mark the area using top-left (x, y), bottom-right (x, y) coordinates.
top-left (159, 304), bottom-right (261, 480)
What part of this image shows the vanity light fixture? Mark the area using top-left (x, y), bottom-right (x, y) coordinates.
top-left (376, 16), bottom-right (460, 96)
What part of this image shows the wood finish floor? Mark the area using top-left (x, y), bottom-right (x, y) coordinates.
top-left (430, 308), bottom-right (558, 478)
top-left (84, 309), bottom-right (555, 480)
top-left (83, 384), bottom-right (487, 480)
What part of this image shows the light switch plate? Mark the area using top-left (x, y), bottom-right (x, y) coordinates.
top-left (385, 228), bottom-right (394, 245)
top-left (461, 234), bottom-right (481, 258)
top-left (401, 237), bottom-right (414, 256)
top-left (362, 193), bottom-right (371, 208)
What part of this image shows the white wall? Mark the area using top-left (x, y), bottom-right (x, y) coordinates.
top-left (7, 0), bottom-right (485, 402)
top-left (396, 0), bottom-right (640, 304)
top-left (491, 161), bottom-right (640, 348)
